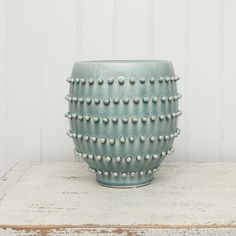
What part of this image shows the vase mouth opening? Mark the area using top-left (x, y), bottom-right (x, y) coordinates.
top-left (76, 60), bottom-right (171, 64)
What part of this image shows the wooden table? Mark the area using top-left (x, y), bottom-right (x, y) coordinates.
top-left (0, 162), bottom-right (235, 235)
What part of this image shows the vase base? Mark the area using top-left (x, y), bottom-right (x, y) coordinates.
top-left (96, 174), bottom-right (153, 188)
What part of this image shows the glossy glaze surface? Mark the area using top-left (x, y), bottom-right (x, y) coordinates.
top-left (66, 60), bottom-right (181, 187)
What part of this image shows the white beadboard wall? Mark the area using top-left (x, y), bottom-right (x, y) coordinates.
top-left (0, 0), bottom-right (236, 176)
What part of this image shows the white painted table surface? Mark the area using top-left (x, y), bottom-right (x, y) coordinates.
top-left (0, 162), bottom-right (236, 236)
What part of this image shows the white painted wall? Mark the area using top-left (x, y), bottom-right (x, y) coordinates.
top-left (1, 0), bottom-right (236, 176)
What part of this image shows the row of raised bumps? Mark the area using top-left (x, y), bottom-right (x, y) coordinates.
top-left (75, 147), bottom-right (174, 162)
top-left (67, 75), bottom-right (180, 85)
top-left (90, 167), bottom-right (160, 177)
top-left (67, 128), bottom-right (181, 143)
top-left (74, 147), bottom-right (174, 177)
top-left (65, 94), bottom-right (182, 104)
top-left (65, 111), bottom-right (182, 121)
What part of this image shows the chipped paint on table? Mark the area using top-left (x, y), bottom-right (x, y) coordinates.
top-left (0, 162), bottom-right (236, 235)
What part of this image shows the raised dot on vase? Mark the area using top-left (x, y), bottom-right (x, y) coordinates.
top-left (118, 76), bottom-right (125, 85)
top-left (108, 77), bottom-right (114, 84)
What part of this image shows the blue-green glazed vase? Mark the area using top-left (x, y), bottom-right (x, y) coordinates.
top-left (66, 60), bottom-right (182, 188)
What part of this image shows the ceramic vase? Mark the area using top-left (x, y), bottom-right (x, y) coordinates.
top-left (66, 60), bottom-right (182, 188)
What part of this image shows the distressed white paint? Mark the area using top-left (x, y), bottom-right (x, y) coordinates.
top-left (1, 228), bottom-right (236, 236)
top-left (1, 0), bottom-right (236, 177)
top-left (0, 162), bottom-right (236, 235)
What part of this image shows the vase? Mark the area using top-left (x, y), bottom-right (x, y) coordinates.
top-left (65, 60), bottom-right (182, 188)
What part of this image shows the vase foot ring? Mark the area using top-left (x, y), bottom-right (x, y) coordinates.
top-left (96, 174), bottom-right (153, 188)
top-left (97, 180), bottom-right (153, 189)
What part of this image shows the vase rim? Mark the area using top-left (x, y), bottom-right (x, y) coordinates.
top-left (76, 60), bottom-right (171, 64)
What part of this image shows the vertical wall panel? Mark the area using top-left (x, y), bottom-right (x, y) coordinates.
top-left (114, 0), bottom-right (149, 59)
top-left (80, 0), bottom-right (113, 60)
top-left (7, 0), bottom-right (41, 165)
top-left (188, 0), bottom-right (221, 161)
top-left (154, 0), bottom-right (186, 161)
top-left (2, 0), bottom-right (236, 168)
top-left (222, 0), bottom-right (236, 161)
top-left (0, 0), bottom-right (8, 176)
top-left (41, 0), bottom-right (76, 161)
